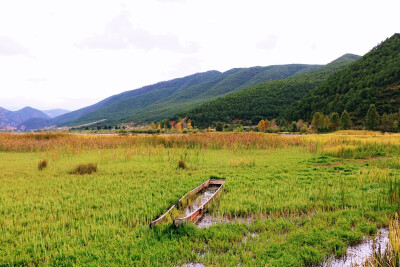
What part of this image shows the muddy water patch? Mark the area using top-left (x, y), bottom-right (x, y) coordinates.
top-left (177, 185), bottom-right (220, 218)
top-left (180, 251), bottom-right (208, 267)
top-left (181, 263), bottom-right (205, 267)
top-left (196, 214), bottom-right (257, 228)
top-left (323, 228), bottom-right (389, 267)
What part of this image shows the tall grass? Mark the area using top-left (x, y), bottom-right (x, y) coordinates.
top-left (0, 132), bottom-right (301, 152)
top-left (1, 131), bottom-right (400, 266)
top-left (365, 214), bottom-right (400, 266)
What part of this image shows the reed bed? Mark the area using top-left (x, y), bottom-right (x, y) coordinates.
top-left (1, 131), bottom-right (400, 266)
top-left (0, 132), bottom-right (301, 152)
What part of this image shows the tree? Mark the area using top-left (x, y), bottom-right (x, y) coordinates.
top-left (187, 119), bottom-right (193, 130)
top-left (340, 110), bottom-right (352, 130)
top-left (381, 113), bottom-right (390, 131)
top-left (290, 121), bottom-right (297, 132)
top-left (216, 122), bottom-right (223, 132)
top-left (257, 119), bottom-right (266, 132)
top-left (175, 122), bottom-right (182, 131)
top-left (296, 119), bottom-right (304, 132)
top-left (323, 115), bottom-right (330, 131)
top-left (366, 104), bottom-right (380, 130)
top-left (149, 122), bottom-right (157, 130)
top-left (311, 112), bottom-right (324, 130)
top-left (264, 119), bottom-right (271, 130)
top-left (329, 112), bottom-right (340, 131)
top-left (393, 120), bottom-right (399, 132)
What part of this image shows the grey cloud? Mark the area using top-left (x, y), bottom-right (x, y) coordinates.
top-left (0, 36), bottom-right (30, 56)
top-left (257, 35), bottom-right (279, 50)
top-left (77, 11), bottom-right (199, 54)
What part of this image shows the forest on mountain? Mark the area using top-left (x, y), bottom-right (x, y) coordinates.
top-left (58, 64), bottom-right (320, 127)
top-left (285, 34), bottom-right (400, 123)
top-left (173, 54), bottom-right (359, 128)
top-left (4, 34), bottom-right (400, 134)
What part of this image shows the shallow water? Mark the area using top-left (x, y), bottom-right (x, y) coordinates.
top-left (181, 263), bottom-right (205, 267)
top-left (196, 215), bottom-right (255, 228)
top-left (323, 228), bottom-right (389, 267)
top-left (177, 185), bottom-right (220, 218)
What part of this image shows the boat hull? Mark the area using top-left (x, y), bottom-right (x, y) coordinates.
top-left (150, 178), bottom-right (225, 228)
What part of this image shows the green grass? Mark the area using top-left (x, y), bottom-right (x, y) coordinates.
top-left (0, 134), bottom-right (399, 266)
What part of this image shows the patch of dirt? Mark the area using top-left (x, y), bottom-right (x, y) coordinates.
top-left (316, 161), bottom-right (344, 168)
top-left (353, 156), bottom-right (392, 164)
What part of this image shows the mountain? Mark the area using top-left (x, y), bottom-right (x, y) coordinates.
top-left (7, 106), bottom-right (50, 123)
top-left (53, 64), bottom-right (322, 127)
top-left (285, 33), bottom-right (400, 123)
top-left (42, 109), bottom-right (70, 118)
top-left (17, 117), bottom-right (50, 131)
top-left (0, 107), bottom-right (11, 126)
top-left (0, 106), bottom-right (50, 128)
top-left (50, 71), bottom-right (222, 126)
top-left (175, 54), bottom-right (360, 127)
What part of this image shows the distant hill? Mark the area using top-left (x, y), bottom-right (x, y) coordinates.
top-left (50, 71), bottom-right (222, 126)
top-left (0, 107), bottom-right (11, 126)
top-left (0, 106), bottom-right (50, 128)
top-left (53, 64), bottom-right (321, 127)
top-left (42, 109), bottom-right (70, 118)
top-left (176, 54), bottom-right (359, 127)
top-left (17, 117), bottom-right (50, 131)
top-left (285, 33), bottom-right (400, 123)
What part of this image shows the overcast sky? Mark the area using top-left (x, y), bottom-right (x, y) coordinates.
top-left (0, 0), bottom-right (398, 111)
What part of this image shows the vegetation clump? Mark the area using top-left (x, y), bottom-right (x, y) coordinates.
top-left (178, 160), bottom-right (186, 169)
top-left (70, 163), bottom-right (97, 175)
top-left (37, 159), bottom-right (47, 170)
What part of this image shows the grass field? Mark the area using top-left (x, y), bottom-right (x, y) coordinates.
top-left (1, 132), bottom-right (400, 266)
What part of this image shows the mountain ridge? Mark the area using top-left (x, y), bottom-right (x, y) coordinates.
top-left (0, 106), bottom-right (50, 128)
top-left (174, 53), bottom-right (360, 127)
top-left (52, 64), bottom-right (322, 127)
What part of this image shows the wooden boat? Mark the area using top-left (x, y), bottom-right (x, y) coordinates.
top-left (150, 178), bottom-right (225, 228)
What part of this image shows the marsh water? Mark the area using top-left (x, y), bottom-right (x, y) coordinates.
top-left (323, 228), bottom-right (389, 267)
top-left (177, 185), bottom-right (220, 218)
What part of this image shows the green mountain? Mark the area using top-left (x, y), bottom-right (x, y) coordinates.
top-left (176, 54), bottom-right (359, 127)
top-left (285, 33), bottom-right (400, 122)
top-left (51, 71), bottom-right (221, 126)
top-left (54, 64), bottom-right (321, 127)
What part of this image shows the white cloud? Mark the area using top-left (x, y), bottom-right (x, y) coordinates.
top-left (168, 57), bottom-right (202, 77)
top-left (257, 35), bottom-right (279, 50)
top-left (25, 77), bottom-right (46, 83)
top-left (0, 36), bottom-right (30, 56)
top-left (0, 0), bottom-right (399, 111)
top-left (157, 0), bottom-right (187, 2)
top-left (77, 11), bottom-right (199, 54)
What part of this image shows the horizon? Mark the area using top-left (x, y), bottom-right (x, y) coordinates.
top-left (0, 0), bottom-right (399, 111)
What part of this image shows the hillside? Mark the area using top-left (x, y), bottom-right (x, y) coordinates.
top-left (0, 107), bottom-right (11, 126)
top-left (54, 64), bottom-right (321, 127)
top-left (0, 107), bottom-right (50, 128)
top-left (50, 71), bottom-right (221, 125)
top-left (42, 109), bottom-right (70, 118)
top-left (17, 118), bottom-right (50, 131)
top-left (176, 54), bottom-right (359, 127)
top-left (285, 33), bottom-right (400, 122)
